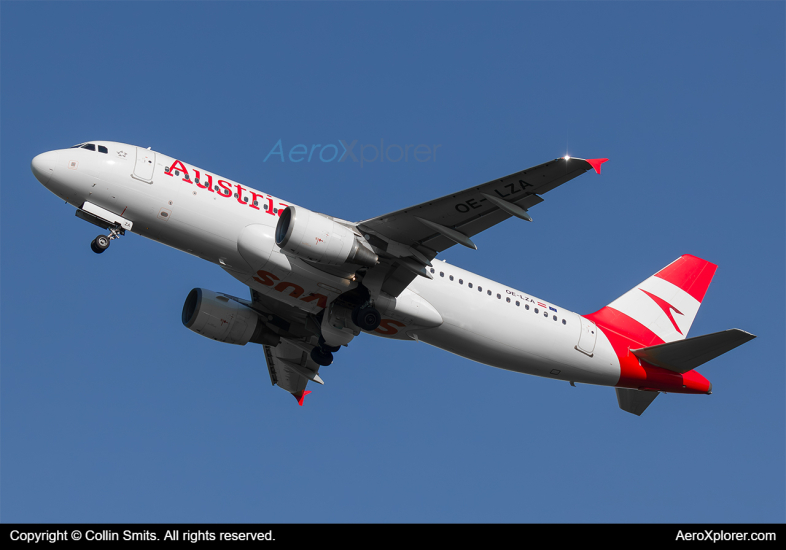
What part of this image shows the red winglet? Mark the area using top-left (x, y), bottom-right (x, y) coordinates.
top-left (293, 390), bottom-right (312, 406)
top-left (585, 158), bottom-right (609, 174)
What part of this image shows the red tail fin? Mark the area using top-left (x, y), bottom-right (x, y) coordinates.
top-left (586, 255), bottom-right (717, 348)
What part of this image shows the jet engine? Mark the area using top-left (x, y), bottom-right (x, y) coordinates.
top-left (181, 288), bottom-right (280, 346)
top-left (275, 205), bottom-right (378, 267)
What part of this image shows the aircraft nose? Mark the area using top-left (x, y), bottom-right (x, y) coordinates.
top-left (31, 152), bottom-right (54, 185)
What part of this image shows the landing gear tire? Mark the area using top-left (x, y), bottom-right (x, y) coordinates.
top-left (310, 347), bottom-right (333, 367)
top-left (354, 306), bottom-right (382, 331)
top-left (91, 235), bottom-right (110, 254)
top-left (318, 336), bottom-right (341, 353)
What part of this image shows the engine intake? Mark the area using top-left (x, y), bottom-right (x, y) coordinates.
top-left (182, 288), bottom-right (280, 346)
top-left (275, 205), bottom-right (378, 267)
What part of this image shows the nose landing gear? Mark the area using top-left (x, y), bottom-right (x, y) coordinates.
top-left (90, 227), bottom-right (124, 254)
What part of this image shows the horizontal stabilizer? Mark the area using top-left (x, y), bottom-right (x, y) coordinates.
top-left (616, 388), bottom-right (659, 416)
top-left (632, 329), bottom-right (756, 374)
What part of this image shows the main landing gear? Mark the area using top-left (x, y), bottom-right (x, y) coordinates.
top-left (352, 305), bottom-right (381, 331)
top-left (90, 227), bottom-right (124, 254)
top-left (310, 336), bottom-right (340, 367)
top-left (310, 346), bottom-right (333, 367)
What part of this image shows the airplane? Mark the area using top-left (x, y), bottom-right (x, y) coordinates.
top-left (30, 141), bottom-right (756, 415)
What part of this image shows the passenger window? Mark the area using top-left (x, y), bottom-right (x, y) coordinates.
top-left (525, 304), bottom-right (529, 310)
top-left (506, 297), bottom-right (510, 303)
top-left (430, 268), bottom-right (435, 273)
top-left (243, 197), bottom-right (248, 202)
top-left (459, 279), bottom-right (463, 285)
top-left (516, 301), bottom-right (520, 306)
top-left (478, 286), bottom-right (482, 292)
top-left (497, 294), bottom-right (501, 299)
top-left (449, 275), bottom-right (454, 281)
top-left (487, 290), bottom-right (491, 296)
top-left (195, 178), bottom-right (200, 183)
top-left (534, 308), bottom-right (539, 314)
top-left (253, 201), bottom-right (258, 206)
top-left (562, 319), bottom-right (566, 325)
top-left (553, 315), bottom-right (557, 321)
top-left (440, 272), bottom-right (444, 277)
top-left (544, 311), bottom-right (548, 317)
top-left (98, 145), bottom-right (108, 154)
top-left (81, 144), bottom-right (96, 151)
top-left (468, 283), bottom-right (473, 288)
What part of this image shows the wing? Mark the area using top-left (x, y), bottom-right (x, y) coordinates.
top-left (245, 289), bottom-right (330, 406)
top-left (357, 156), bottom-right (607, 296)
top-left (264, 339), bottom-right (324, 406)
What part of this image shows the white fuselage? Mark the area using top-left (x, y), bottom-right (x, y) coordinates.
top-left (33, 141), bottom-right (622, 388)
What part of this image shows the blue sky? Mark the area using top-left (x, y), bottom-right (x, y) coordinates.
top-left (2, 2), bottom-right (784, 523)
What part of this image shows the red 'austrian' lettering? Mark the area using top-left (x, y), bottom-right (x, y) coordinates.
top-left (165, 160), bottom-right (190, 182)
top-left (166, 159), bottom-right (285, 216)
top-left (216, 180), bottom-right (232, 197)
top-left (193, 170), bottom-right (213, 192)
top-left (249, 191), bottom-right (264, 210)
top-left (234, 184), bottom-right (247, 205)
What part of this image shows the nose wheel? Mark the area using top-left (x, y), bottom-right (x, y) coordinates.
top-left (90, 235), bottom-right (110, 253)
top-left (90, 227), bottom-right (124, 254)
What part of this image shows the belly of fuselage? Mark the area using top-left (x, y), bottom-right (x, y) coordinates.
top-left (407, 263), bottom-right (621, 387)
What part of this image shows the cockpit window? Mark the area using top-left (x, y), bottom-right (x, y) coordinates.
top-left (81, 144), bottom-right (96, 151)
top-left (98, 145), bottom-right (108, 154)
top-left (70, 143), bottom-right (86, 148)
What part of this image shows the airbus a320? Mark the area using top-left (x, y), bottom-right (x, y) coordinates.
top-left (31, 142), bottom-right (755, 415)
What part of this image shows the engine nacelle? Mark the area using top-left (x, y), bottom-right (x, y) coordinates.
top-left (181, 288), bottom-right (280, 346)
top-left (275, 205), bottom-right (378, 267)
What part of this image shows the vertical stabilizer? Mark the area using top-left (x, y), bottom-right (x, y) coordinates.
top-left (587, 255), bottom-right (717, 347)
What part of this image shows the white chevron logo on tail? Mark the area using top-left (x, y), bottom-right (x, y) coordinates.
top-left (607, 276), bottom-right (701, 343)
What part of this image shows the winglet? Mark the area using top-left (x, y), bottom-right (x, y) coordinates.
top-left (293, 390), bottom-right (312, 406)
top-left (585, 158), bottom-right (609, 174)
